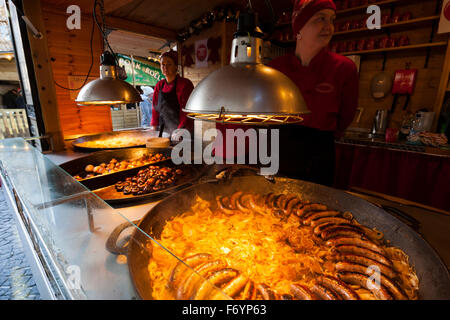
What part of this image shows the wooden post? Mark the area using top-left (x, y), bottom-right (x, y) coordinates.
top-left (177, 40), bottom-right (183, 77)
top-left (22, 0), bottom-right (64, 151)
top-left (433, 36), bottom-right (450, 131)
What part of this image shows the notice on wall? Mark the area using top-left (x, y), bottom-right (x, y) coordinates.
top-left (438, 0), bottom-right (450, 34)
top-left (195, 39), bottom-right (209, 68)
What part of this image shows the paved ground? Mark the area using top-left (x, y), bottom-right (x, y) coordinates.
top-left (0, 189), bottom-right (41, 300)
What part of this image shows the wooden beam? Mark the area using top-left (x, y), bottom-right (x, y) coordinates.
top-left (104, 0), bottom-right (135, 15)
top-left (40, 5), bottom-right (177, 41)
top-left (105, 15), bottom-right (177, 41)
top-left (22, 0), bottom-right (65, 151)
top-left (433, 37), bottom-right (450, 132)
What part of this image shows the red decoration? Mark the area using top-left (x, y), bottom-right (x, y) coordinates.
top-left (445, 1), bottom-right (450, 21)
top-left (207, 36), bottom-right (222, 64)
top-left (181, 44), bottom-right (195, 67)
top-left (392, 69), bottom-right (418, 95)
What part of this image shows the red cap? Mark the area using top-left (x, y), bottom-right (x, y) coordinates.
top-left (292, 0), bottom-right (336, 37)
top-left (160, 50), bottom-right (178, 66)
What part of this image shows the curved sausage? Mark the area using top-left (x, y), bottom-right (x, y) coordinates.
top-left (314, 222), bottom-right (339, 235)
top-left (241, 280), bottom-right (257, 300)
top-left (290, 283), bottom-right (317, 300)
top-left (298, 204), bottom-right (328, 218)
top-left (213, 274), bottom-right (249, 300)
top-left (333, 253), bottom-right (397, 279)
top-left (206, 268), bottom-right (240, 288)
top-left (316, 275), bottom-right (360, 300)
top-left (230, 191), bottom-right (244, 210)
top-left (275, 194), bottom-right (288, 210)
top-left (334, 262), bottom-right (407, 300)
top-left (292, 200), bottom-right (311, 216)
top-left (246, 194), bottom-right (266, 215)
top-left (326, 237), bottom-right (387, 255)
top-left (357, 225), bottom-right (385, 242)
top-left (310, 284), bottom-right (340, 300)
top-left (177, 260), bottom-right (228, 300)
top-left (303, 211), bottom-right (342, 225)
top-left (282, 195), bottom-right (298, 210)
top-left (195, 269), bottom-right (241, 300)
top-left (310, 216), bottom-right (350, 228)
top-left (335, 245), bottom-right (393, 267)
top-left (169, 253), bottom-right (212, 289)
top-left (337, 272), bottom-right (393, 300)
top-left (321, 226), bottom-right (368, 241)
top-left (217, 196), bottom-right (238, 215)
top-left (264, 193), bottom-right (276, 208)
top-left (257, 283), bottom-right (277, 300)
top-left (236, 193), bottom-right (253, 214)
top-left (285, 198), bottom-right (302, 216)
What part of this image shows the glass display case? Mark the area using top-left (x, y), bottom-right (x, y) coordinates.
top-left (0, 138), bottom-right (227, 300)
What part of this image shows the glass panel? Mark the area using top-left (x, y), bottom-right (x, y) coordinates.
top-left (7, 0), bottom-right (32, 106)
top-left (0, 138), bottom-right (229, 300)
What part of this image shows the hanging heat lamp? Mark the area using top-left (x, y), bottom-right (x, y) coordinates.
top-left (75, 0), bottom-right (141, 106)
top-left (76, 51), bottom-right (142, 106)
top-left (183, 8), bottom-right (309, 125)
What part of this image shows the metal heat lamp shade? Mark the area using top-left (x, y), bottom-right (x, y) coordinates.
top-left (183, 11), bottom-right (309, 125)
top-left (76, 52), bottom-right (142, 106)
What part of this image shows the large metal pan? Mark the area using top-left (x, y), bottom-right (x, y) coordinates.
top-left (93, 163), bottom-right (210, 205)
top-left (107, 175), bottom-right (450, 300)
top-left (71, 129), bottom-right (160, 152)
top-left (59, 147), bottom-right (172, 189)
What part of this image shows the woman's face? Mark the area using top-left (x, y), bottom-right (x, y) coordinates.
top-left (298, 9), bottom-right (336, 49)
top-left (161, 56), bottom-right (177, 79)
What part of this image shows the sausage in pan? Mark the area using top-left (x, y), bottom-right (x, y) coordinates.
top-left (315, 275), bottom-right (360, 300)
top-left (333, 253), bottom-right (397, 279)
top-left (334, 245), bottom-right (393, 267)
top-left (335, 262), bottom-right (407, 300)
top-left (337, 272), bottom-right (393, 300)
top-left (290, 283), bottom-right (317, 300)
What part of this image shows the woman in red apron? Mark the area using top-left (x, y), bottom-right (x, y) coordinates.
top-left (268, 0), bottom-right (359, 186)
top-left (151, 50), bottom-right (194, 135)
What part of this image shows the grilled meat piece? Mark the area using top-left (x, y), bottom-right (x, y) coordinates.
top-left (290, 283), bottom-right (316, 300)
top-left (315, 275), bottom-right (359, 300)
top-left (337, 272), bottom-right (394, 300)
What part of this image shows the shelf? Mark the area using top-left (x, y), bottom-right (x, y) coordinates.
top-left (336, 0), bottom-right (435, 16)
top-left (334, 15), bottom-right (440, 36)
top-left (271, 16), bottom-right (441, 47)
top-left (340, 41), bottom-right (447, 56)
top-left (337, 0), bottom-right (399, 15)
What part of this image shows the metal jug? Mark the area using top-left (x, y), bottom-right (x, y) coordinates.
top-left (371, 109), bottom-right (389, 136)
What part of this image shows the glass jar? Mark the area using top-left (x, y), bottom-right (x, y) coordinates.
top-left (399, 113), bottom-right (414, 140)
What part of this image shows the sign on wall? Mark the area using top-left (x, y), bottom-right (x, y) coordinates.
top-left (195, 39), bottom-right (209, 68)
top-left (117, 54), bottom-right (164, 87)
top-left (438, 0), bottom-right (450, 34)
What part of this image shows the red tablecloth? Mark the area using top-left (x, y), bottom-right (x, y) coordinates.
top-left (334, 143), bottom-right (450, 212)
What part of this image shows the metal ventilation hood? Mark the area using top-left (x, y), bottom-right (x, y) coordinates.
top-left (183, 10), bottom-right (310, 125)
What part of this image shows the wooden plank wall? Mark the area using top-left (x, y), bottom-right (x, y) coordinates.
top-left (334, 0), bottom-right (449, 130)
top-left (182, 21), bottom-right (236, 87)
top-left (40, 4), bottom-right (113, 138)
